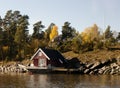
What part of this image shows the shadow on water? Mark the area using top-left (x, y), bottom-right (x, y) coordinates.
top-left (0, 73), bottom-right (120, 88)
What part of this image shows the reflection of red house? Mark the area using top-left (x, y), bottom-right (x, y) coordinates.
top-left (30, 48), bottom-right (67, 68)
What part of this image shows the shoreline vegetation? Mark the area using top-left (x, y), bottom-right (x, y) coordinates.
top-left (0, 49), bottom-right (120, 75)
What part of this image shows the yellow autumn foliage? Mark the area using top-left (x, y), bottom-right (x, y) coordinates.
top-left (49, 25), bottom-right (58, 41)
top-left (81, 24), bottom-right (99, 44)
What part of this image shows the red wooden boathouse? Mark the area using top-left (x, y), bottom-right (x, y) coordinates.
top-left (30, 48), bottom-right (67, 68)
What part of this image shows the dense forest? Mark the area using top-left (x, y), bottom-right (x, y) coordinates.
top-left (0, 10), bottom-right (120, 61)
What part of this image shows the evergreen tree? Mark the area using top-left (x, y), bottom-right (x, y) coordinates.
top-left (62, 22), bottom-right (76, 40)
top-left (104, 25), bottom-right (113, 39)
top-left (32, 21), bottom-right (45, 39)
top-left (1, 10), bottom-right (29, 60)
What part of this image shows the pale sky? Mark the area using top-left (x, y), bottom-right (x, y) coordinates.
top-left (0, 0), bottom-right (120, 34)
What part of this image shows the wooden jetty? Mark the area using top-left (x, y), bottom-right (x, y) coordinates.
top-left (27, 67), bottom-right (81, 74)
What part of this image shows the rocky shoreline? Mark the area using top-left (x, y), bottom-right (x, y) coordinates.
top-left (0, 57), bottom-right (120, 75)
top-left (79, 58), bottom-right (120, 75)
top-left (0, 62), bottom-right (28, 73)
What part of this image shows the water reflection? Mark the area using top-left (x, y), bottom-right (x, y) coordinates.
top-left (27, 74), bottom-right (120, 88)
top-left (28, 74), bottom-right (49, 88)
top-left (0, 73), bottom-right (120, 88)
top-left (0, 73), bottom-right (27, 88)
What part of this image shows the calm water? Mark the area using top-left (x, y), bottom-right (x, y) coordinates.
top-left (0, 73), bottom-right (120, 88)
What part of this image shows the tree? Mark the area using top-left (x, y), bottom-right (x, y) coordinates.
top-left (103, 25), bottom-right (115, 48)
top-left (49, 25), bottom-right (58, 41)
top-left (71, 35), bottom-right (82, 53)
top-left (81, 24), bottom-right (99, 44)
top-left (14, 15), bottom-right (29, 60)
top-left (45, 23), bottom-right (55, 41)
top-left (31, 21), bottom-right (46, 51)
top-left (56, 22), bottom-right (77, 52)
top-left (0, 21), bottom-right (4, 60)
top-left (0, 16), bottom-right (3, 44)
top-left (80, 24), bottom-right (101, 51)
top-left (1, 10), bottom-right (19, 60)
top-left (62, 22), bottom-right (76, 40)
top-left (104, 25), bottom-right (113, 39)
top-left (32, 21), bottom-right (45, 39)
top-left (1, 10), bottom-right (29, 61)
top-left (116, 32), bottom-right (120, 42)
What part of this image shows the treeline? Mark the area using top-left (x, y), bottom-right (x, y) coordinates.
top-left (0, 10), bottom-right (120, 61)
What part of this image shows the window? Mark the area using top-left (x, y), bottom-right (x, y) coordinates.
top-left (39, 59), bottom-right (46, 67)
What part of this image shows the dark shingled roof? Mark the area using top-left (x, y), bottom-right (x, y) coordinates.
top-left (41, 48), bottom-right (68, 64)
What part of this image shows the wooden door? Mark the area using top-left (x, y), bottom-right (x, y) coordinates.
top-left (33, 59), bottom-right (38, 66)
